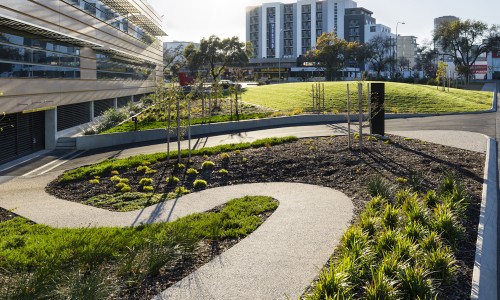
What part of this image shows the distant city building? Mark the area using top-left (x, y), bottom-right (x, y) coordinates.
top-left (487, 49), bottom-right (500, 79)
top-left (434, 16), bottom-right (459, 62)
top-left (246, 0), bottom-right (357, 59)
top-left (397, 36), bottom-right (418, 70)
top-left (344, 7), bottom-right (375, 43)
top-left (0, 0), bottom-right (165, 164)
top-left (245, 0), bottom-right (417, 80)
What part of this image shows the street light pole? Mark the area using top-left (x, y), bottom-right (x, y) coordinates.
top-left (395, 21), bottom-right (405, 76)
top-left (278, 28), bottom-right (283, 83)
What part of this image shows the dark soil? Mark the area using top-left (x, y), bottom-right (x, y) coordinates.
top-left (0, 207), bottom-right (24, 223)
top-left (45, 135), bottom-right (485, 299)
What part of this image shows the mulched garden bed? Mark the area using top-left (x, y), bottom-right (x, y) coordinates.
top-left (45, 135), bottom-right (485, 299)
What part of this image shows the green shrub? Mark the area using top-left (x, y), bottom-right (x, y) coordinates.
top-left (137, 166), bottom-right (147, 172)
top-left (186, 168), bottom-right (199, 176)
top-left (395, 177), bottom-right (407, 184)
top-left (220, 153), bottom-right (230, 159)
top-left (366, 176), bottom-right (392, 199)
top-left (142, 186), bottom-right (154, 192)
top-left (119, 178), bottom-right (129, 184)
top-left (110, 176), bottom-right (121, 182)
top-left (144, 168), bottom-right (157, 175)
top-left (193, 179), bottom-right (208, 190)
top-left (218, 168), bottom-right (229, 175)
top-left (424, 190), bottom-right (439, 208)
top-left (176, 163), bottom-right (186, 170)
top-left (174, 186), bottom-right (190, 195)
top-left (89, 179), bottom-right (99, 184)
top-left (364, 268), bottom-right (398, 300)
top-left (139, 178), bottom-right (153, 186)
top-left (424, 247), bottom-right (456, 285)
top-left (111, 170), bottom-right (119, 175)
top-left (382, 204), bottom-right (399, 229)
top-left (166, 176), bottom-right (180, 184)
top-left (201, 161), bottom-right (215, 169)
top-left (120, 185), bottom-right (132, 193)
top-left (398, 266), bottom-right (435, 299)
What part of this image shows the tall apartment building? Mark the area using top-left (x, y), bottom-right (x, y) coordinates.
top-left (0, 0), bottom-right (165, 164)
top-left (344, 7), bottom-right (375, 44)
top-left (246, 0), bottom-right (357, 60)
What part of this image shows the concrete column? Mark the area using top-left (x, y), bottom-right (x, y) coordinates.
top-left (44, 108), bottom-right (57, 149)
top-left (114, 97), bottom-right (118, 109)
top-left (90, 101), bottom-right (95, 121)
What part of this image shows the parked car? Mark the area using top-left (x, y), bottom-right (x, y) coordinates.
top-left (218, 80), bottom-right (241, 90)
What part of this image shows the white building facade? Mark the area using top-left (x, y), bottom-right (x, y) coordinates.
top-left (246, 0), bottom-right (357, 59)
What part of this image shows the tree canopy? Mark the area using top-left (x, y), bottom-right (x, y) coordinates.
top-left (184, 35), bottom-right (253, 82)
top-left (163, 44), bottom-right (185, 78)
top-left (365, 35), bottom-right (393, 77)
top-left (433, 19), bottom-right (500, 82)
top-left (309, 32), bottom-right (361, 81)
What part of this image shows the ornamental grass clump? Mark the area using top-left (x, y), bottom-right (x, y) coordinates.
top-left (110, 176), bottom-right (121, 183)
top-left (218, 169), bottom-right (229, 175)
top-left (142, 186), bottom-right (154, 192)
top-left (366, 176), bottom-right (393, 200)
top-left (193, 179), bottom-right (208, 190)
top-left (165, 176), bottom-right (180, 184)
top-left (308, 176), bottom-right (466, 299)
top-left (201, 161), bottom-right (215, 170)
top-left (138, 178), bottom-right (153, 186)
top-left (186, 168), bottom-right (199, 176)
top-left (89, 179), bottom-right (99, 184)
top-left (220, 153), bottom-right (230, 160)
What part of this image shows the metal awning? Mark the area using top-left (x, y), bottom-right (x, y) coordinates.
top-left (0, 14), bottom-right (103, 48)
top-left (128, 13), bottom-right (166, 36)
top-left (100, 0), bottom-right (166, 36)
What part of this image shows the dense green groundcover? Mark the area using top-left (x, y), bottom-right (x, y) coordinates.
top-left (59, 136), bottom-right (298, 183)
top-left (242, 82), bottom-right (492, 113)
top-left (102, 112), bottom-right (273, 134)
top-left (0, 196), bottom-right (277, 299)
top-left (306, 176), bottom-right (469, 299)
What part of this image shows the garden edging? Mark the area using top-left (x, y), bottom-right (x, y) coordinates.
top-left (471, 137), bottom-right (498, 299)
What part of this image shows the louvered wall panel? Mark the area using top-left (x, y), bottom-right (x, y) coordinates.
top-left (57, 102), bottom-right (91, 131)
top-left (94, 99), bottom-right (115, 117)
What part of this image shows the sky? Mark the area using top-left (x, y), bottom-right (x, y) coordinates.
top-left (149, 0), bottom-right (500, 45)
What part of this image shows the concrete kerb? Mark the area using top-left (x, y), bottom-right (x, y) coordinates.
top-left (471, 138), bottom-right (498, 299)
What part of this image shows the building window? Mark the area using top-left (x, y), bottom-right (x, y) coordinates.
top-left (0, 26), bottom-right (80, 79)
top-left (66, 0), bottom-right (160, 49)
top-left (96, 52), bottom-right (155, 80)
top-left (370, 26), bottom-right (376, 32)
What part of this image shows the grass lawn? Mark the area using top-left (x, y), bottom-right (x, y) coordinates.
top-left (0, 196), bottom-right (277, 299)
top-left (241, 82), bottom-right (492, 113)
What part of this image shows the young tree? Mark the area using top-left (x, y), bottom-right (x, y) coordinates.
top-left (365, 35), bottom-right (393, 78)
top-left (163, 45), bottom-right (185, 79)
top-left (310, 32), bottom-right (360, 81)
top-left (184, 35), bottom-right (252, 83)
top-left (415, 42), bottom-right (439, 79)
top-left (398, 57), bottom-right (411, 72)
top-left (433, 19), bottom-right (500, 83)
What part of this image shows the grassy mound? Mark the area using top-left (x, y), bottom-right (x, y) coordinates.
top-left (242, 82), bottom-right (492, 113)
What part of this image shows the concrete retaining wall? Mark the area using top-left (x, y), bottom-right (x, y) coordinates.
top-left (75, 114), bottom-right (349, 150)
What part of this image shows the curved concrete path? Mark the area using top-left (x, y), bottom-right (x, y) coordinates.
top-left (0, 130), bottom-right (488, 299)
top-left (0, 179), bottom-right (353, 300)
